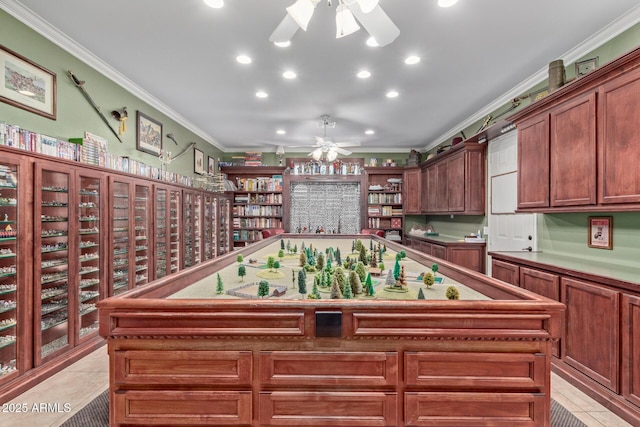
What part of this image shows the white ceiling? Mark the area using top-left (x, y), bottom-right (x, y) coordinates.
top-left (5, 0), bottom-right (640, 154)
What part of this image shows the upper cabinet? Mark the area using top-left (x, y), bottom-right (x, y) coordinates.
top-left (418, 142), bottom-right (486, 215)
top-left (510, 45), bottom-right (640, 212)
top-left (403, 167), bottom-right (421, 214)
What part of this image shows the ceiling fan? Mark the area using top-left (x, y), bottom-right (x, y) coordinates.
top-left (270, 0), bottom-right (400, 47)
top-left (307, 115), bottom-right (360, 161)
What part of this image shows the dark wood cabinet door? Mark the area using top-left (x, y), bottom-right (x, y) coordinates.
top-left (622, 293), bottom-right (640, 408)
top-left (448, 246), bottom-right (484, 273)
top-left (517, 114), bottom-right (550, 209)
top-left (431, 244), bottom-right (446, 260)
top-left (491, 259), bottom-right (520, 286)
top-left (435, 162), bottom-right (448, 212)
top-left (424, 166), bottom-right (437, 213)
top-left (520, 267), bottom-right (560, 301)
top-left (403, 168), bottom-right (421, 214)
top-left (550, 92), bottom-right (597, 206)
top-left (562, 277), bottom-right (619, 392)
top-left (599, 67), bottom-right (640, 204)
top-left (447, 153), bottom-right (465, 212)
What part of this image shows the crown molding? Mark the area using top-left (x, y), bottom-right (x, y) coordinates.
top-left (425, 3), bottom-right (640, 152)
top-left (1, 0), bottom-right (225, 151)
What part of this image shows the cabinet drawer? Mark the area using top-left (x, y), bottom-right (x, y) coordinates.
top-left (260, 351), bottom-right (398, 387)
top-left (405, 352), bottom-right (546, 389)
top-left (491, 259), bottom-right (520, 286)
top-left (114, 350), bottom-right (252, 386)
top-left (405, 392), bottom-right (546, 427)
top-left (259, 391), bottom-right (398, 426)
top-left (114, 390), bottom-right (252, 426)
top-left (520, 267), bottom-right (560, 301)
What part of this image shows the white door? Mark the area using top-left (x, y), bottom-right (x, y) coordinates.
top-left (486, 131), bottom-right (537, 275)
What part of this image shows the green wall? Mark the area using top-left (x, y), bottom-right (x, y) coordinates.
top-left (0, 9), bottom-right (222, 178)
top-left (222, 152), bottom-right (410, 167)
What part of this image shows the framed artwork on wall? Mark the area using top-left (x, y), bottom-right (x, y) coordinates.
top-left (136, 111), bottom-right (162, 155)
top-left (588, 216), bottom-right (612, 249)
top-left (0, 44), bottom-right (56, 120)
top-left (208, 156), bottom-right (216, 175)
top-left (194, 148), bottom-right (205, 174)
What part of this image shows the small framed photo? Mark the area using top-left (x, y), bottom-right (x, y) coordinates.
top-left (136, 111), bottom-right (162, 155)
top-left (588, 216), bottom-right (612, 249)
top-left (575, 57), bottom-right (598, 76)
top-left (194, 148), bottom-right (205, 175)
top-left (0, 44), bottom-right (56, 120)
top-left (207, 156), bottom-right (216, 175)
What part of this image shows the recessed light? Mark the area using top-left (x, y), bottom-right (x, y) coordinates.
top-left (366, 37), bottom-right (379, 47)
top-left (255, 91), bottom-right (268, 98)
top-left (438, 0), bottom-right (458, 7)
top-left (274, 41), bottom-right (291, 47)
top-left (404, 55), bottom-right (421, 65)
top-left (203, 0), bottom-right (224, 8)
top-left (386, 90), bottom-right (399, 98)
top-left (276, 129), bottom-right (286, 135)
top-left (236, 55), bottom-right (252, 64)
top-left (365, 129), bottom-right (375, 135)
top-left (283, 70), bottom-right (297, 79)
top-left (357, 70), bottom-right (371, 79)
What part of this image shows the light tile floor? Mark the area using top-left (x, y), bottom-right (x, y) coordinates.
top-left (1, 345), bottom-right (634, 427)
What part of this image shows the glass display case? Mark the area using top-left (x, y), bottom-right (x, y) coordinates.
top-left (35, 167), bottom-right (72, 362)
top-left (155, 187), bottom-right (168, 279)
top-left (134, 184), bottom-right (151, 287)
top-left (218, 195), bottom-right (231, 256)
top-left (193, 193), bottom-right (202, 265)
top-left (203, 194), bottom-right (217, 260)
top-left (169, 190), bottom-right (181, 274)
top-left (0, 160), bottom-right (19, 380)
top-left (110, 180), bottom-right (131, 296)
top-left (77, 173), bottom-right (103, 340)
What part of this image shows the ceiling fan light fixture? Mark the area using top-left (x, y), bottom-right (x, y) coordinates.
top-left (203, 0), bottom-right (224, 8)
top-left (438, 0), bottom-right (458, 7)
top-left (336, 4), bottom-right (360, 39)
top-left (311, 147), bottom-right (323, 161)
top-left (286, 0), bottom-right (316, 31)
top-left (356, 0), bottom-right (378, 13)
top-left (327, 149), bottom-right (338, 161)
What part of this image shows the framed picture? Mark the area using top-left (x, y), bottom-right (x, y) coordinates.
top-left (588, 216), bottom-right (612, 249)
top-left (207, 156), bottom-right (216, 175)
top-left (0, 44), bottom-right (56, 120)
top-left (136, 111), bottom-right (162, 155)
top-left (194, 148), bottom-right (205, 175)
top-left (576, 57), bottom-right (598, 76)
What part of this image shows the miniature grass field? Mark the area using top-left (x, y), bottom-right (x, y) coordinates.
top-left (169, 237), bottom-right (489, 301)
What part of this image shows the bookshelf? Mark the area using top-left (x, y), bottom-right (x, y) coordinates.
top-left (364, 167), bottom-right (405, 242)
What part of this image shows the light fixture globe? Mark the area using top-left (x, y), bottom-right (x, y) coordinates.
top-left (327, 149), bottom-right (339, 161)
top-left (356, 0), bottom-right (379, 13)
top-left (336, 4), bottom-right (360, 38)
top-left (203, 0), bottom-right (224, 8)
top-left (286, 0), bottom-right (316, 31)
top-left (311, 147), bottom-right (323, 161)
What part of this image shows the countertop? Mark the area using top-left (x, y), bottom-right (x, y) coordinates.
top-left (405, 233), bottom-right (486, 245)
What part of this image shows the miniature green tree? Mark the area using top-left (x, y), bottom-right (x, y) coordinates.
top-left (238, 264), bottom-right (246, 282)
top-left (278, 249), bottom-right (285, 261)
top-left (355, 261), bottom-right (367, 283)
top-left (267, 256), bottom-right (275, 271)
top-left (298, 269), bottom-right (307, 297)
top-left (286, 240), bottom-right (291, 253)
top-left (258, 280), bottom-right (270, 298)
top-left (369, 251), bottom-right (377, 269)
top-left (423, 271), bottom-right (435, 288)
top-left (359, 246), bottom-right (367, 264)
top-left (316, 253), bottom-right (325, 272)
top-left (393, 259), bottom-right (401, 280)
top-left (431, 263), bottom-right (439, 275)
top-left (314, 274), bottom-right (321, 288)
top-left (348, 270), bottom-right (363, 295)
top-left (330, 276), bottom-right (343, 299)
top-left (301, 241), bottom-right (306, 252)
top-left (370, 239), bottom-right (374, 250)
top-left (446, 286), bottom-right (460, 300)
top-left (335, 247), bottom-right (342, 265)
top-left (399, 250), bottom-right (407, 259)
top-left (365, 275), bottom-right (375, 296)
top-left (216, 273), bottom-right (224, 294)
top-left (365, 273), bottom-right (373, 293)
top-left (356, 239), bottom-right (363, 252)
top-left (309, 281), bottom-right (321, 299)
top-left (299, 252), bottom-right (307, 267)
top-left (281, 239), bottom-right (285, 250)
top-left (325, 257), bottom-right (333, 272)
top-left (292, 269), bottom-right (297, 288)
top-left (273, 260), bottom-right (280, 272)
top-left (378, 261), bottom-right (385, 272)
top-left (417, 288), bottom-right (425, 300)
top-left (334, 267), bottom-right (347, 293)
top-left (236, 254), bottom-right (244, 264)
top-left (342, 278), bottom-right (353, 299)
top-left (351, 240), bottom-right (356, 253)
top-left (293, 244), bottom-right (298, 254)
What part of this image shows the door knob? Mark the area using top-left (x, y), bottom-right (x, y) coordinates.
top-left (522, 246), bottom-right (532, 252)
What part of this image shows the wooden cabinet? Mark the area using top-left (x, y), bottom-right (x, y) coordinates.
top-left (520, 266), bottom-right (560, 301)
top-left (403, 167), bottom-right (421, 214)
top-left (419, 142), bottom-right (486, 215)
top-left (511, 45), bottom-right (640, 212)
top-left (562, 277), bottom-right (619, 392)
top-left (491, 259), bottom-right (519, 286)
top-left (406, 236), bottom-right (485, 273)
top-left (622, 294), bottom-right (640, 408)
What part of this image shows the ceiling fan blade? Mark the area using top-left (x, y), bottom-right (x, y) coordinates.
top-left (334, 147), bottom-right (352, 156)
top-left (335, 140), bottom-right (361, 148)
top-left (314, 136), bottom-right (326, 145)
top-left (349, 4), bottom-right (399, 47)
top-left (269, 14), bottom-right (300, 44)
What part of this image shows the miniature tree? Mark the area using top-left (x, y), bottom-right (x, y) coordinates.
top-left (423, 271), bottom-right (435, 288)
top-left (398, 265), bottom-right (407, 286)
top-left (446, 286), bottom-right (460, 300)
top-left (334, 267), bottom-right (347, 293)
top-left (281, 239), bottom-right (285, 250)
top-left (356, 239), bottom-right (363, 252)
top-left (355, 261), bottom-right (367, 283)
top-left (273, 260), bottom-right (280, 272)
top-left (342, 277), bottom-right (353, 299)
top-left (399, 250), bottom-right (407, 259)
top-left (238, 264), bottom-right (246, 282)
top-left (364, 273), bottom-right (373, 293)
top-left (325, 257), bottom-right (333, 272)
top-left (293, 244), bottom-right (298, 254)
top-left (369, 251), bottom-right (378, 269)
top-left (309, 281), bottom-right (321, 299)
top-left (335, 247), bottom-right (342, 265)
top-left (385, 269), bottom-right (396, 287)
top-left (236, 254), bottom-right (244, 264)
top-left (383, 243), bottom-right (387, 253)
top-left (301, 241), bottom-right (306, 252)
top-left (267, 256), bottom-right (275, 271)
top-left (359, 246), bottom-right (367, 264)
top-left (314, 274), bottom-right (321, 289)
top-left (298, 269), bottom-right (307, 297)
top-left (258, 280), bottom-right (270, 298)
top-left (365, 274), bottom-right (375, 296)
top-left (216, 273), bottom-right (224, 294)
top-left (417, 288), bottom-right (425, 300)
top-left (278, 249), bottom-right (285, 261)
top-left (393, 259), bottom-right (401, 280)
top-left (330, 276), bottom-right (343, 299)
top-left (348, 270), bottom-right (363, 295)
top-left (292, 269), bottom-right (297, 288)
top-left (370, 239), bottom-right (374, 251)
top-left (286, 240), bottom-right (291, 253)
top-left (299, 251), bottom-right (307, 267)
top-left (316, 253), bottom-right (325, 272)
top-left (431, 263), bottom-right (439, 276)
top-left (378, 261), bottom-right (385, 272)
top-left (351, 240), bottom-right (356, 253)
